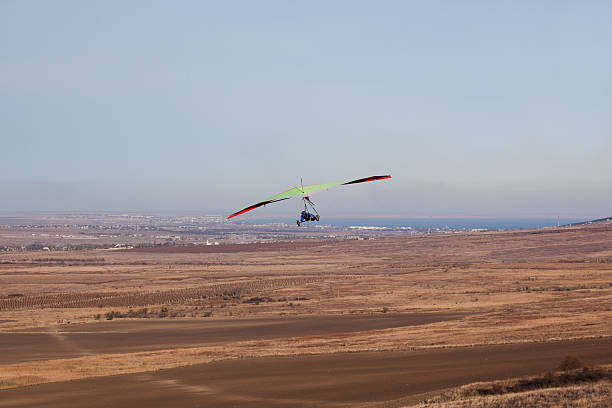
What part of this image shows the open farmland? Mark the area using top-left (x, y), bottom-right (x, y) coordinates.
top-left (1, 223), bottom-right (612, 407)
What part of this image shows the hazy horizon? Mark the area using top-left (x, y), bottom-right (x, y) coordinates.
top-left (2, 1), bottom-right (611, 218)
top-left (0, 209), bottom-right (601, 222)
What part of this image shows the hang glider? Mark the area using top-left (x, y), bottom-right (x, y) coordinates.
top-left (227, 175), bottom-right (391, 219)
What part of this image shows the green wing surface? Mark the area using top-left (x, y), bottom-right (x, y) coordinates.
top-left (266, 181), bottom-right (344, 201)
top-left (227, 175), bottom-right (390, 219)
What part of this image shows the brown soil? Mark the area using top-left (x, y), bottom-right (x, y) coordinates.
top-left (0, 312), bottom-right (464, 365)
top-left (1, 338), bottom-right (611, 408)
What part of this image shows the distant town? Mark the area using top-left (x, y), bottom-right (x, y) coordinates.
top-left (0, 212), bottom-right (500, 252)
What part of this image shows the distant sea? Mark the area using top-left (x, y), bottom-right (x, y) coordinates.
top-left (241, 217), bottom-right (587, 230)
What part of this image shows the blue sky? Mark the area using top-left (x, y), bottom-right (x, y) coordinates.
top-left (1, 1), bottom-right (611, 217)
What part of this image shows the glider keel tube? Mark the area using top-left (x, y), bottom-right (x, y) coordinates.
top-left (227, 198), bottom-right (290, 219)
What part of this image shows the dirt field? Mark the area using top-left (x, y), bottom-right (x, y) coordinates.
top-left (2, 339), bottom-right (611, 408)
top-left (0, 313), bottom-right (464, 365)
top-left (1, 223), bottom-right (611, 406)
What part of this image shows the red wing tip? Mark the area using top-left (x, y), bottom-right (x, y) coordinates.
top-left (342, 175), bottom-right (392, 185)
top-left (227, 210), bottom-right (247, 219)
top-left (227, 210), bottom-right (248, 219)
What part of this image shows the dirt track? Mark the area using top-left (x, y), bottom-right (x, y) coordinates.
top-left (2, 338), bottom-right (611, 408)
top-left (0, 313), bottom-right (464, 364)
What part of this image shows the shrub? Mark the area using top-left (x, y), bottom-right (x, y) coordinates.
top-left (105, 310), bottom-right (124, 320)
top-left (558, 355), bottom-right (586, 371)
top-left (126, 308), bottom-right (148, 318)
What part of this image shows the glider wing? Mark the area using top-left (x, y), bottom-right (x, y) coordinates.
top-left (342, 175), bottom-right (391, 185)
top-left (227, 197), bottom-right (291, 219)
top-left (227, 175), bottom-right (391, 219)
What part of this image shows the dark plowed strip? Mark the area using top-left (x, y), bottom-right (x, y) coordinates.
top-left (1, 338), bottom-right (611, 408)
top-left (0, 312), bottom-right (466, 364)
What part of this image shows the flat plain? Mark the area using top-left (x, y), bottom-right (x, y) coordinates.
top-left (1, 223), bottom-right (611, 407)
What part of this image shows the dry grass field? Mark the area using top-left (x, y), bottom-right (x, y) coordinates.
top-left (1, 223), bottom-right (611, 406)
